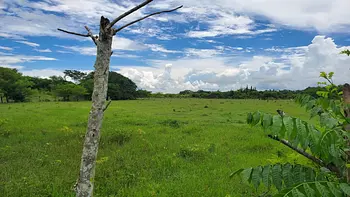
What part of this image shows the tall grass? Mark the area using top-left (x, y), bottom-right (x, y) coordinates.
top-left (0, 99), bottom-right (309, 196)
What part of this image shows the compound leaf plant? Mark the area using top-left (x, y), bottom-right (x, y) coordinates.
top-left (232, 69), bottom-right (350, 196)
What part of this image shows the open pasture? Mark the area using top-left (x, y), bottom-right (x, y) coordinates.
top-left (0, 99), bottom-right (310, 196)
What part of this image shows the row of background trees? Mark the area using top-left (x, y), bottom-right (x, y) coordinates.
top-left (0, 66), bottom-right (341, 103)
top-left (0, 67), bottom-right (141, 103)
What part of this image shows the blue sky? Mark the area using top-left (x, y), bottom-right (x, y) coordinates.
top-left (1, 0), bottom-right (350, 93)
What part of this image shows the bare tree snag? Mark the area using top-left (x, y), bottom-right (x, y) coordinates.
top-left (58, 1), bottom-right (182, 197)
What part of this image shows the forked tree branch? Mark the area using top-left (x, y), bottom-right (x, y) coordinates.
top-left (267, 134), bottom-right (341, 177)
top-left (57, 28), bottom-right (89, 37)
top-left (84, 26), bottom-right (98, 46)
top-left (103, 100), bottom-right (112, 112)
top-left (58, 27), bottom-right (99, 45)
top-left (107, 0), bottom-right (153, 30)
top-left (113, 5), bottom-right (183, 34)
top-left (268, 135), bottom-right (323, 165)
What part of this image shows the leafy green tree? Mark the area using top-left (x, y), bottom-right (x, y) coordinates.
top-left (341, 49), bottom-right (350, 56)
top-left (49, 75), bottom-right (67, 86)
top-left (80, 77), bottom-right (94, 100)
top-left (231, 72), bottom-right (350, 196)
top-left (81, 71), bottom-right (137, 100)
top-left (108, 71), bottom-right (137, 100)
top-left (63, 70), bottom-right (87, 83)
top-left (0, 67), bottom-right (33, 102)
top-left (9, 78), bottom-right (34, 102)
top-left (0, 90), bottom-right (4, 103)
top-left (54, 84), bottom-right (87, 101)
top-left (136, 89), bottom-right (152, 98)
top-left (27, 76), bottom-right (53, 91)
top-left (0, 67), bottom-right (20, 102)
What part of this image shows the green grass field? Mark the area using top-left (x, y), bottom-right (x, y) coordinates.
top-left (0, 99), bottom-right (311, 197)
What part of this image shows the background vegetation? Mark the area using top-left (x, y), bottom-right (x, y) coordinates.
top-left (0, 67), bottom-right (139, 103)
top-left (0, 67), bottom-right (342, 103)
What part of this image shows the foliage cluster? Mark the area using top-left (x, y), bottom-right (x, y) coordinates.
top-left (232, 71), bottom-right (350, 196)
top-left (0, 67), bottom-right (140, 102)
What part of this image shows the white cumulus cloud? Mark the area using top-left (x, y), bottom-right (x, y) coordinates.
top-left (0, 46), bottom-right (13, 51)
top-left (117, 36), bottom-right (350, 93)
top-left (16, 41), bottom-right (40, 47)
top-left (35, 48), bottom-right (52, 53)
top-left (0, 55), bottom-right (57, 65)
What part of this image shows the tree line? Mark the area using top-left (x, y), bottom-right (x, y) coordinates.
top-left (0, 67), bottom-right (141, 103)
top-left (149, 86), bottom-right (342, 100)
top-left (0, 66), bottom-right (342, 103)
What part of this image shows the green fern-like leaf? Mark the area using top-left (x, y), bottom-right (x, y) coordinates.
top-left (241, 168), bottom-right (253, 184)
top-left (317, 91), bottom-right (329, 98)
top-left (251, 166), bottom-right (263, 189)
top-left (262, 165), bottom-right (271, 189)
top-left (247, 110), bottom-right (345, 169)
top-left (300, 95), bottom-right (312, 107)
top-left (262, 113), bottom-right (273, 132)
top-left (272, 164), bottom-right (283, 191)
top-left (320, 113), bottom-right (338, 129)
top-left (292, 164), bottom-right (302, 183)
top-left (327, 182), bottom-right (342, 197)
top-left (272, 181), bottom-right (349, 197)
top-left (295, 119), bottom-right (307, 149)
top-left (283, 116), bottom-right (295, 139)
top-left (306, 124), bottom-right (322, 156)
top-left (306, 99), bottom-right (316, 111)
top-left (292, 188), bottom-right (306, 197)
top-left (315, 181), bottom-right (330, 197)
top-left (302, 183), bottom-right (316, 197)
top-left (231, 164), bottom-right (327, 193)
top-left (320, 72), bottom-right (328, 79)
top-left (283, 163), bottom-right (293, 188)
top-left (329, 100), bottom-right (342, 117)
top-left (339, 183), bottom-right (350, 195)
top-left (252, 111), bottom-right (261, 126)
top-left (247, 112), bottom-right (253, 124)
top-left (271, 115), bottom-right (283, 136)
top-left (319, 98), bottom-right (330, 109)
top-left (310, 106), bottom-right (322, 119)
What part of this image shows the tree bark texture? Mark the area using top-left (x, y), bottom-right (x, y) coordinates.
top-left (75, 16), bottom-right (113, 197)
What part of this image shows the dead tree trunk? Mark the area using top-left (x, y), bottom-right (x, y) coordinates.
top-left (58, 1), bottom-right (182, 196)
top-left (75, 16), bottom-right (113, 196)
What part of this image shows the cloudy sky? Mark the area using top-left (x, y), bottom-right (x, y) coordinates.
top-left (0, 0), bottom-right (350, 93)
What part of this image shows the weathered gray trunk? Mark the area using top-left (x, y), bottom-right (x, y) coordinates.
top-left (75, 17), bottom-right (113, 197)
